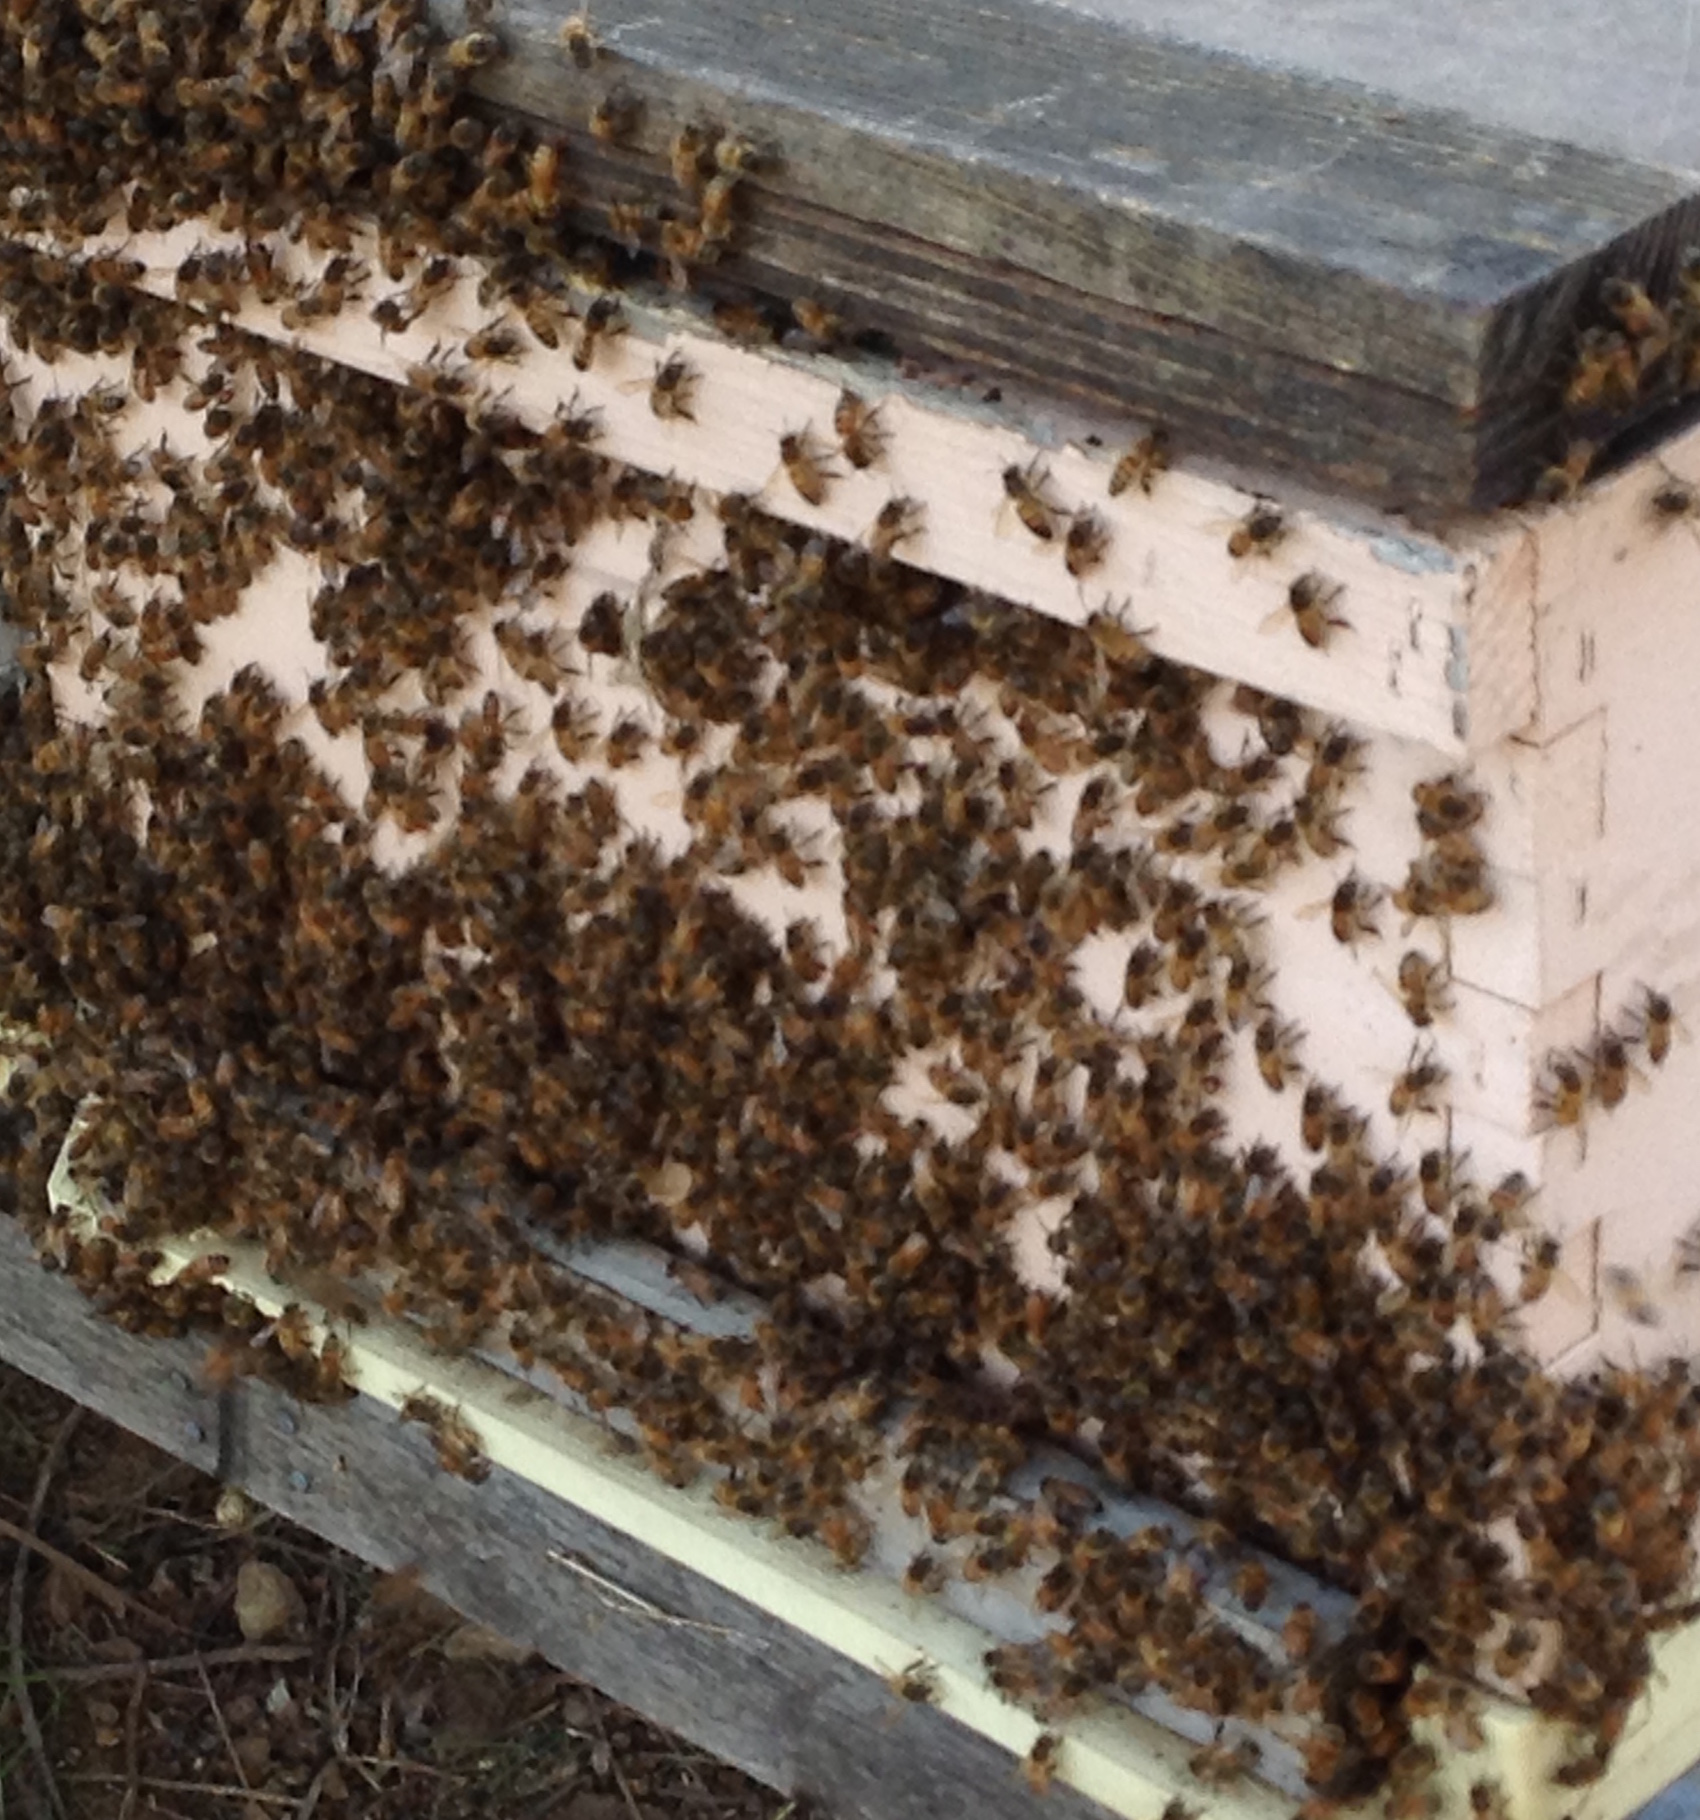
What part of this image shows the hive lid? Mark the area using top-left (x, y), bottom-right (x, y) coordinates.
top-left (471, 0), bottom-right (1700, 517)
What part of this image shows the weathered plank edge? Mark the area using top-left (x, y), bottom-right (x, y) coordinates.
top-left (0, 1214), bottom-right (1128, 1820)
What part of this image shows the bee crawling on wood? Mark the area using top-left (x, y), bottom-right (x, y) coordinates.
top-left (777, 429), bottom-right (836, 506)
top-left (1389, 1043), bottom-right (1448, 1120)
top-left (647, 352), bottom-right (698, 421)
top-left (1022, 1731), bottom-right (1062, 1794)
top-left (1064, 510), bottom-right (1109, 579)
top-left (1531, 439), bottom-right (1597, 504)
top-left (399, 1391), bottom-right (491, 1483)
top-left (1001, 458), bottom-right (1058, 541)
top-left (1107, 426), bottom-right (1169, 496)
top-left (559, 10), bottom-right (601, 66)
top-left (589, 82), bottom-right (642, 144)
top-left (834, 388), bottom-right (884, 468)
top-left (574, 295), bottom-right (626, 371)
top-left (1395, 949), bottom-right (1451, 1026)
top-left (868, 496), bottom-right (924, 561)
top-left (1283, 571), bottom-right (1349, 648)
top-left (1227, 499), bottom-right (1287, 559)
top-left (884, 1657), bottom-right (939, 1705)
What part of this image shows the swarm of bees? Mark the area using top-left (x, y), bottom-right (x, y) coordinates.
top-left (0, 5), bottom-right (1695, 1816)
top-left (1543, 254), bottom-right (1700, 502)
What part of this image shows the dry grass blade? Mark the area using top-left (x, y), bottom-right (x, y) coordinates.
top-left (37, 1643), bottom-right (312, 1683)
top-left (8, 1406), bottom-right (79, 1820)
top-left (0, 1511), bottom-right (131, 1617)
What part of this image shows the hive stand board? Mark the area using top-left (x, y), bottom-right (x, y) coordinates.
top-left (433, 0), bottom-right (1700, 516)
top-left (0, 1210), bottom-right (1134, 1820)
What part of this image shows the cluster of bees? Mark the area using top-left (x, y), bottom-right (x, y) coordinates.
top-left (1535, 991), bottom-right (1676, 1136)
top-left (1541, 258), bottom-right (1700, 502)
top-left (0, 1), bottom-right (1696, 1813)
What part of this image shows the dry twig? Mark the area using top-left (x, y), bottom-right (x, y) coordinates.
top-left (9, 1407), bottom-right (79, 1820)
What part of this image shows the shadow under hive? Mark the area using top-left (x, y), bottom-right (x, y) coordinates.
top-left (1, 4), bottom-right (1699, 1817)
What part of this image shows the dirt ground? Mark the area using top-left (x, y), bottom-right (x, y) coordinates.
top-left (0, 1360), bottom-right (804, 1820)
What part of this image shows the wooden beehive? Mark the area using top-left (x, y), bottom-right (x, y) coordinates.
top-left (5, 4), bottom-right (1700, 1820)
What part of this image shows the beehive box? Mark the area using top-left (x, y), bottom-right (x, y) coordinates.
top-left (6, 4), bottom-right (1700, 1820)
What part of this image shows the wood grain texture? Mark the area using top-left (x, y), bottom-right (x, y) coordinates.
top-left (438, 0), bottom-right (1700, 514)
top-left (0, 1212), bottom-right (1121, 1820)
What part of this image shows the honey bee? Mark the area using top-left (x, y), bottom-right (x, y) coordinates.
top-left (1285, 572), bottom-right (1348, 649)
top-left (1412, 772), bottom-right (1485, 838)
top-left (1468, 1781), bottom-right (1510, 1820)
top-left (1022, 1732), bottom-right (1062, 1795)
top-left (398, 1392), bottom-right (492, 1483)
top-left (791, 298), bottom-right (842, 344)
top-left (1533, 1055), bottom-right (1587, 1131)
top-left (1327, 870), bottom-right (1381, 946)
top-left (1519, 1233), bottom-right (1564, 1303)
top-left (1001, 460), bottom-right (1057, 541)
top-left (711, 300), bottom-right (774, 344)
top-left (1228, 1559), bottom-right (1271, 1611)
top-left (648, 353), bottom-right (698, 421)
top-left (465, 317), bottom-right (524, 363)
top-left (605, 716), bottom-right (649, 768)
top-left (1299, 1082), bottom-right (1336, 1152)
top-left (1396, 950), bottom-right (1451, 1027)
top-left (1648, 475), bottom-right (1699, 522)
top-left (1107, 428), bottom-right (1169, 497)
top-left (699, 173), bottom-right (741, 247)
top-left (590, 84), bottom-right (642, 144)
top-left (1588, 1032), bottom-right (1633, 1108)
top-left (494, 618), bottom-right (576, 693)
top-left (574, 296), bottom-right (626, 371)
top-left (1281, 1603), bottom-right (1320, 1660)
top-left (1064, 511), bottom-right (1109, 579)
top-left (1390, 1046), bottom-right (1447, 1119)
top-left (521, 296), bottom-right (570, 350)
top-left (1253, 1017), bottom-right (1304, 1092)
top-left (579, 591), bottom-right (626, 657)
top-left (1227, 501), bottom-right (1287, 559)
top-left (902, 1551), bottom-right (949, 1596)
top-left (778, 430), bottom-right (835, 507)
top-left (868, 497), bottom-right (924, 561)
top-left (1675, 1214), bottom-right (1700, 1276)
top-left (1601, 274), bottom-right (1671, 346)
top-left (670, 122), bottom-right (716, 193)
top-left (885, 1658), bottom-right (939, 1705)
top-left (444, 28), bottom-right (503, 68)
top-left (370, 294), bottom-right (427, 337)
top-left (1189, 1733), bottom-right (1259, 1788)
top-left (1564, 328), bottom-right (1638, 410)
top-left (834, 389), bottom-right (884, 469)
top-left (1532, 439), bottom-right (1596, 504)
top-left (527, 140), bottom-right (566, 216)
top-left (1604, 1265), bottom-right (1662, 1328)
top-left (1638, 986), bottom-right (1676, 1066)
top-left (559, 11), bottom-right (601, 67)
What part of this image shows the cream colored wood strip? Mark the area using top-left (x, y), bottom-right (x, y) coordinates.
top-left (31, 217), bottom-right (1497, 751)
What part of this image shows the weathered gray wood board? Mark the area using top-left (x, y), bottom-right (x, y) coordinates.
top-left (0, 1214), bottom-right (1115, 1820)
top-left (1040, 0), bottom-right (1700, 175)
top-left (443, 0), bottom-right (1700, 515)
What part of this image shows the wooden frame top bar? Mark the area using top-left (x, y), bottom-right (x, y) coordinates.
top-left (457, 0), bottom-right (1700, 518)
